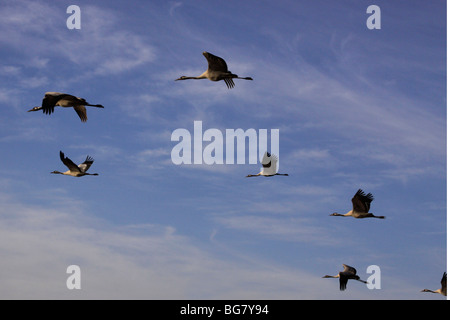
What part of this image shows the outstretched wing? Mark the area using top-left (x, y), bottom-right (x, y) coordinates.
top-left (441, 272), bottom-right (447, 295)
top-left (223, 78), bottom-right (235, 89)
top-left (78, 155), bottom-right (94, 173)
top-left (59, 151), bottom-right (81, 173)
top-left (42, 92), bottom-right (70, 115)
top-left (339, 265), bottom-right (357, 291)
top-left (342, 264), bottom-right (357, 275)
top-left (73, 105), bottom-right (88, 122)
top-left (339, 273), bottom-right (349, 291)
top-left (352, 189), bottom-right (373, 213)
top-left (203, 52), bottom-right (229, 72)
top-left (261, 152), bottom-right (278, 175)
top-left (261, 152), bottom-right (272, 168)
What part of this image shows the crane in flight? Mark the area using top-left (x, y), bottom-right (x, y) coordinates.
top-left (246, 152), bottom-right (288, 177)
top-left (421, 272), bottom-right (446, 296)
top-left (330, 189), bottom-right (385, 219)
top-left (175, 52), bottom-right (253, 89)
top-left (322, 264), bottom-right (368, 291)
top-left (28, 92), bottom-right (104, 122)
top-left (51, 151), bottom-right (99, 177)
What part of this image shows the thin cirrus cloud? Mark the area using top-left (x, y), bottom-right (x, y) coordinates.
top-left (213, 214), bottom-right (335, 245)
top-left (0, 191), bottom-right (345, 300)
top-left (59, 7), bottom-right (156, 77)
top-left (0, 2), bottom-right (156, 78)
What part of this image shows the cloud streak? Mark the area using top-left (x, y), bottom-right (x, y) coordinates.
top-left (0, 2), bottom-right (156, 79)
top-left (0, 191), bottom-right (352, 299)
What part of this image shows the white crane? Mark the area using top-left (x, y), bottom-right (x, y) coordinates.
top-left (421, 272), bottom-right (447, 296)
top-left (28, 92), bottom-right (104, 122)
top-left (175, 52), bottom-right (253, 89)
top-left (246, 152), bottom-right (288, 177)
top-left (322, 264), bottom-right (368, 291)
top-left (51, 151), bottom-right (98, 177)
top-left (330, 189), bottom-right (385, 219)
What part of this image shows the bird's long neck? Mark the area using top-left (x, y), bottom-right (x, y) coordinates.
top-left (28, 106), bottom-right (43, 112)
top-left (180, 75), bottom-right (207, 80)
top-left (197, 71), bottom-right (208, 79)
top-left (275, 173), bottom-right (289, 176)
top-left (51, 171), bottom-right (64, 175)
top-left (323, 275), bottom-right (339, 278)
top-left (422, 289), bottom-right (440, 294)
top-left (246, 172), bottom-right (262, 177)
top-left (333, 211), bottom-right (353, 217)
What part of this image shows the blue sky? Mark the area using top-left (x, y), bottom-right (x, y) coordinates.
top-left (0, 0), bottom-right (446, 299)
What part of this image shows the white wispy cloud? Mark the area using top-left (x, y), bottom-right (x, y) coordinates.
top-left (214, 214), bottom-right (334, 245)
top-left (0, 2), bottom-right (156, 79)
top-left (0, 191), bottom-right (351, 299)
